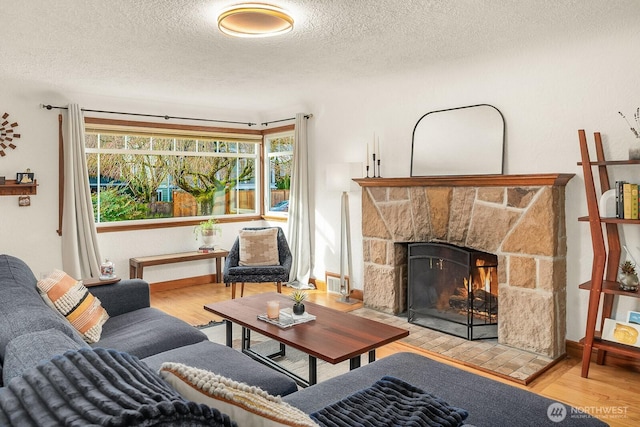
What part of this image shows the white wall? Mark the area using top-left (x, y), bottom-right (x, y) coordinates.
top-left (306, 25), bottom-right (640, 342)
top-left (2, 24), bottom-right (639, 342)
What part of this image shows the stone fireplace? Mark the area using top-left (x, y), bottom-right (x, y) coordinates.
top-left (355, 174), bottom-right (574, 359)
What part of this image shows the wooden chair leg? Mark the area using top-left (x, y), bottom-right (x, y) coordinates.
top-left (241, 282), bottom-right (245, 297)
top-left (276, 281), bottom-right (282, 293)
top-left (231, 283), bottom-right (236, 299)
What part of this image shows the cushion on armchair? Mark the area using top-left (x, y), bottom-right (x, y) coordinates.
top-left (239, 228), bottom-right (280, 266)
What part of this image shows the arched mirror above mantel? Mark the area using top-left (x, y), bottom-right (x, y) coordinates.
top-left (410, 104), bottom-right (505, 176)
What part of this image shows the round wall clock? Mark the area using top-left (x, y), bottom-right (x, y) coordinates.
top-left (0, 112), bottom-right (21, 157)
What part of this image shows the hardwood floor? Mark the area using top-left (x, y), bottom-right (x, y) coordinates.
top-left (151, 282), bottom-right (640, 427)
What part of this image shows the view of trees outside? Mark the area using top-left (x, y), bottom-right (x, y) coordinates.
top-left (85, 131), bottom-right (259, 223)
top-left (266, 133), bottom-right (293, 213)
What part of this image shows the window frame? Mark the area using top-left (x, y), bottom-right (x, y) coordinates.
top-left (61, 117), bottom-right (269, 233)
top-left (263, 128), bottom-right (294, 219)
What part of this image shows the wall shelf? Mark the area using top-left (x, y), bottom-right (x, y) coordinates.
top-left (0, 179), bottom-right (37, 196)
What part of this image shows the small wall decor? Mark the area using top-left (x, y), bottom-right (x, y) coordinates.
top-left (18, 195), bottom-right (30, 207)
top-left (0, 113), bottom-right (20, 157)
top-left (16, 169), bottom-right (34, 184)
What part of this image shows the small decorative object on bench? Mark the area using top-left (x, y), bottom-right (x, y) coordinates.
top-left (194, 216), bottom-right (220, 252)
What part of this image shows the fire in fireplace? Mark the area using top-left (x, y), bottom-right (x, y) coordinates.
top-left (407, 242), bottom-right (498, 340)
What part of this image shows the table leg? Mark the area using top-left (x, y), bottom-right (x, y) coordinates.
top-left (215, 258), bottom-right (222, 283)
top-left (349, 355), bottom-right (361, 370)
top-left (242, 327), bottom-right (251, 351)
top-left (225, 320), bottom-right (232, 347)
top-left (309, 355), bottom-right (317, 386)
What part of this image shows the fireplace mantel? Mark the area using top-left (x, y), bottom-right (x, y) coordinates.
top-left (354, 173), bottom-right (574, 188)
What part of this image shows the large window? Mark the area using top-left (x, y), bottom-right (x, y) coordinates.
top-left (85, 120), bottom-right (261, 225)
top-left (264, 131), bottom-right (293, 216)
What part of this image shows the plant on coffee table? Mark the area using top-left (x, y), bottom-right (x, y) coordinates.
top-left (290, 290), bottom-right (308, 315)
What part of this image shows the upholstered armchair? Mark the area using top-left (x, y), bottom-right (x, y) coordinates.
top-left (223, 227), bottom-right (292, 299)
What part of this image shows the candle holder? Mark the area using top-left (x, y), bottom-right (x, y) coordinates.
top-left (366, 165), bottom-right (370, 178)
top-left (372, 154), bottom-right (377, 178)
top-left (376, 159), bottom-right (381, 178)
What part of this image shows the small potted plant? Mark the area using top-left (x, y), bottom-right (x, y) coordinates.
top-left (619, 260), bottom-right (639, 292)
top-left (290, 290), bottom-right (308, 315)
top-left (194, 217), bottom-right (220, 248)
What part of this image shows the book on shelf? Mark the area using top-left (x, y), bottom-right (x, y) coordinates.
top-left (257, 308), bottom-right (316, 329)
top-left (198, 245), bottom-right (216, 253)
top-left (614, 180), bottom-right (640, 219)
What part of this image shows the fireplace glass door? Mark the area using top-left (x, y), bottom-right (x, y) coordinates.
top-left (408, 242), bottom-right (498, 340)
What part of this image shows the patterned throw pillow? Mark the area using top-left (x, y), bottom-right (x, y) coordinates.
top-left (160, 362), bottom-right (318, 427)
top-left (239, 228), bottom-right (280, 266)
top-left (37, 270), bottom-right (109, 343)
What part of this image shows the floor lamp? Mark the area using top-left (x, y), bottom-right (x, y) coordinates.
top-left (327, 163), bottom-right (361, 304)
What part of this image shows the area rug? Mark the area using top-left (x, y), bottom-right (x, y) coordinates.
top-left (198, 308), bottom-right (560, 386)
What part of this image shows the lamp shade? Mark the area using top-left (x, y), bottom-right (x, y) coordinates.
top-left (326, 162), bottom-right (362, 192)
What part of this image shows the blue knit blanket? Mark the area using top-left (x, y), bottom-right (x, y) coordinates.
top-left (310, 376), bottom-right (469, 427)
top-left (0, 348), bottom-right (236, 427)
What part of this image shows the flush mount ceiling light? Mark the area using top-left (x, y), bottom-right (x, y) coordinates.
top-left (217, 4), bottom-right (294, 38)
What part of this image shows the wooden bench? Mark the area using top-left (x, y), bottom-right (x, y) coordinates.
top-left (129, 249), bottom-right (229, 283)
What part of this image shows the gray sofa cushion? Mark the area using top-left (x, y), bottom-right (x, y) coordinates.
top-left (88, 278), bottom-right (151, 316)
top-left (3, 328), bottom-right (90, 384)
top-left (142, 340), bottom-right (298, 397)
top-left (93, 307), bottom-right (208, 359)
top-left (0, 255), bottom-right (85, 360)
top-left (284, 352), bottom-right (607, 426)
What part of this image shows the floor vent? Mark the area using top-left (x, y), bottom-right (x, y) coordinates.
top-left (325, 273), bottom-right (348, 295)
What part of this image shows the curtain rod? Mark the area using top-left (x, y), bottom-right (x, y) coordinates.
top-left (41, 104), bottom-right (257, 127)
top-left (261, 114), bottom-right (313, 126)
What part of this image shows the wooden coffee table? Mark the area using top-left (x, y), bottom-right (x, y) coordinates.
top-left (204, 292), bottom-right (409, 387)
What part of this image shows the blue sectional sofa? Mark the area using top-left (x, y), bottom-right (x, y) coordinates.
top-left (0, 254), bottom-right (608, 426)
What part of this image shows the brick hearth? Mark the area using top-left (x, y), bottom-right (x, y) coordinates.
top-left (355, 174), bottom-right (574, 359)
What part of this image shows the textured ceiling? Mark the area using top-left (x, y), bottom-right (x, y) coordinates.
top-left (1, 0), bottom-right (638, 113)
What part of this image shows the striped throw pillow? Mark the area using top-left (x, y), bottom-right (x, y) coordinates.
top-left (37, 270), bottom-right (109, 343)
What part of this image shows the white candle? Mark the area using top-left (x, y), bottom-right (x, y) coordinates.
top-left (366, 143), bottom-right (369, 167)
top-left (266, 300), bottom-right (280, 319)
top-left (377, 137), bottom-right (380, 158)
top-left (373, 133), bottom-right (376, 158)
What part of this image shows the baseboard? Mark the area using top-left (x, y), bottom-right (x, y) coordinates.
top-left (566, 339), bottom-right (640, 371)
top-left (150, 274), bottom-right (217, 292)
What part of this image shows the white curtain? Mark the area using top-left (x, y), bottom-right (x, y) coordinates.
top-left (287, 113), bottom-right (313, 289)
top-left (61, 104), bottom-right (102, 278)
